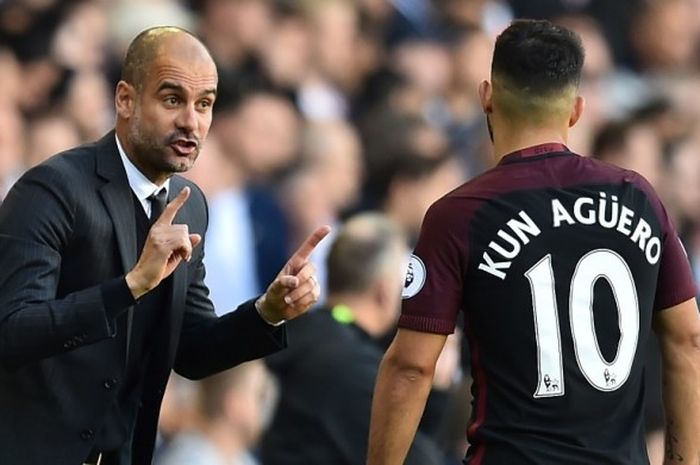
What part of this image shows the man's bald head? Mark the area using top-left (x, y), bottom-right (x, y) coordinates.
top-left (121, 26), bottom-right (215, 90)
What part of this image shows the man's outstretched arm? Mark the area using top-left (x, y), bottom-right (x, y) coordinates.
top-left (653, 298), bottom-right (700, 465)
top-left (367, 328), bottom-right (447, 465)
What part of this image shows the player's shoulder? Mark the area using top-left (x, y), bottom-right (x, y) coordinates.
top-left (427, 162), bottom-right (516, 212)
top-left (576, 154), bottom-right (662, 202)
top-left (421, 175), bottom-right (491, 231)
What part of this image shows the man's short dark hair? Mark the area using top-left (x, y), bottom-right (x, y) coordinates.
top-left (493, 19), bottom-right (584, 94)
top-left (492, 19), bottom-right (584, 118)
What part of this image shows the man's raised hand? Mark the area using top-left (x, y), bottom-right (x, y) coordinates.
top-left (126, 187), bottom-right (202, 299)
top-left (256, 225), bottom-right (332, 324)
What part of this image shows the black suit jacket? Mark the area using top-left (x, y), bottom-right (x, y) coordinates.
top-left (0, 132), bottom-right (286, 465)
top-left (262, 309), bottom-right (441, 465)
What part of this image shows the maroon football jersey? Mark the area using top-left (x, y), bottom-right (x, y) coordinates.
top-left (400, 143), bottom-right (696, 465)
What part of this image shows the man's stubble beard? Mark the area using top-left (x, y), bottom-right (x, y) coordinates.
top-left (128, 112), bottom-right (199, 176)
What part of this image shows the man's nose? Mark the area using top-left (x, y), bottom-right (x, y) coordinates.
top-left (175, 104), bottom-right (197, 132)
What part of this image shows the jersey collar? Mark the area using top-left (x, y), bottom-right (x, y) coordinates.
top-left (498, 143), bottom-right (571, 165)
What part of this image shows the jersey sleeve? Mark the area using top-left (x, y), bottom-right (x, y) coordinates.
top-left (398, 197), bottom-right (468, 334)
top-left (637, 177), bottom-right (698, 310)
top-left (654, 214), bottom-right (697, 311)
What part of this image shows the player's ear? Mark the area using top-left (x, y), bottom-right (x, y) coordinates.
top-left (115, 80), bottom-right (136, 120)
top-left (569, 95), bottom-right (585, 128)
top-left (479, 80), bottom-right (493, 114)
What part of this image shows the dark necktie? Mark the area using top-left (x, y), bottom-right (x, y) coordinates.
top-left (148, 188), bottom-right (167, 224)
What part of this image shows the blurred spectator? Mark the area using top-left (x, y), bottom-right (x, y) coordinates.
top-left (156, 374), bottom-right (199, 456)
top-left (507, 0), bottom-right (642, 67)
top-left (0, 107), bottom-right (25, 200)
top-left (24, 112), bottom-right (81, 168)
top-left (663, 138), bottom-right (700, 252)
top-left (52, 0), bottom-right (108, 71)
top-left (592, 118), bottom-right (664, 189)
top-left (446, 27), bottom-right (494, 174)
top-left (555, 15), bottom-right (614, 153)
top-left (185, 90), bottom-right (295, 313)
top-left (0, 47), bottom-right (22, 109)
top-left (361, 110), bottom-right (454, 198)
top-left (156, 361), bottom-right (277, 465)
top-left (63, 70), bottom-right (114, 140)
top-left (108, 1), bottom-right (194, 60)
top-left (630, 0), bottom-right (700, 73)
top-left (376, 151), bottom-right (464, 243)
top-left (257, 4), bottom-right (312, 93)
top-left (301, 120), bottom-right (363, 218)
top-left (262, 213), bottom-right (456, 465)
top-left (278, 120), bottom-right (364, 298)
top-left (217, 90), bottom-right (300, 182)
top-left (297, 0), bottom-right (376, 120)
top-left (193, 0), bottom-right (274, 71)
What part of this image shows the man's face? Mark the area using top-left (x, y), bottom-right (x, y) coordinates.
top-left (126, 40), bottom-right (218, 182)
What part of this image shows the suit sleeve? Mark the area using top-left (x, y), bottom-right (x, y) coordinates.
top-left (0, 164), bottom-right (135, 370)
top-left (172, 185), bottom-right (287, 380)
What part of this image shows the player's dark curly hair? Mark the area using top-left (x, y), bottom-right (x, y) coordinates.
top-left (493, 19), bottom-right (584, 96)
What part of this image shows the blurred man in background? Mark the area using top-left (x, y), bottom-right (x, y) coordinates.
top-left (156, 361), bottom-right (277, 465)
top-left (262, 213), bottom-right (459, 465)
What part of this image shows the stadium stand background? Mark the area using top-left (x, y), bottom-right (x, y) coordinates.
top-left (2, 1), bottom-right (699, 464)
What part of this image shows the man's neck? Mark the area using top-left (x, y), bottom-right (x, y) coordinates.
top-left (492, 126), bottom-right (568, 163)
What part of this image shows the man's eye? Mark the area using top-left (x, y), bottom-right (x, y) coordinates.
top-left (164, 96), bottom-right (179, 106)
top-left (198, 100), bottom-right (212, 109)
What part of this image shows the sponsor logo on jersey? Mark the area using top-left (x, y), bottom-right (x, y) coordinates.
top-left (402, 254), bottom-right (426, 299)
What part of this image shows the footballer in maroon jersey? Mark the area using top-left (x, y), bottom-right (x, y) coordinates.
top-left (368, 19), bottom-right (700, 465)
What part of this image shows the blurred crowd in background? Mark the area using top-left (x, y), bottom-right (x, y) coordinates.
top-left (2, 0), bottom-right (700, 464)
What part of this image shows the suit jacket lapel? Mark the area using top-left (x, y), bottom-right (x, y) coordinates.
top-left (96, 131), bottom-right (137, 361)
top-left (96, 131), bottom-right (138, 273)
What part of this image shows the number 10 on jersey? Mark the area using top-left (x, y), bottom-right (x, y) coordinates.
top-left (525, 249), bottom-right (640, 398)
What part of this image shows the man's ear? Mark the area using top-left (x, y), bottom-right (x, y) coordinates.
top-left (478, 80), bottom-right (493, 114)
top-left (115, 81), bottom-right (136, 120)
top-left (569, 95), bottom-right (585, 128)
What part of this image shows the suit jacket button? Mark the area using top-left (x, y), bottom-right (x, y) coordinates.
top-left (103, 378), bottom-right (118, 389)
top-left (80, 429), bottom-right (94, 440)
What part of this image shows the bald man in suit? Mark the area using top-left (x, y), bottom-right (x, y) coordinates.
top-left (0, 26), bottom-right (329, 465)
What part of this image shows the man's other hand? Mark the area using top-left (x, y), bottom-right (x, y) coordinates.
top-left (256, 225), bottom-right (332, 325)
top-left (126, 187), bottom-right (202, 299)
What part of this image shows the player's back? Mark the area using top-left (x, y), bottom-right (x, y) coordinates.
top-left (402, 144), bottom-right (695, 465)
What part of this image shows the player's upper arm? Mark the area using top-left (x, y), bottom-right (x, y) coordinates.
top-left (399, 197), bottom-right (470, 335)
top-left (653, 298), bottom-right (700, 356)
top-left (384, 328), bottom-right (447, 376)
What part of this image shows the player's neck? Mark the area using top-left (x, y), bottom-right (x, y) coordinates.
top-left (493, 126), bottom-right (568, 162)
